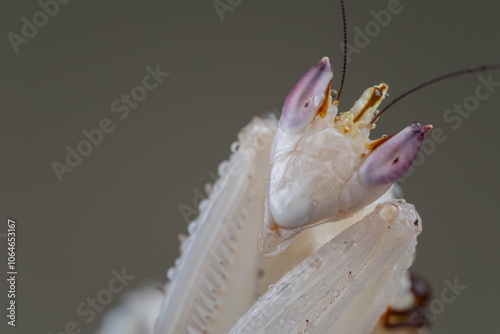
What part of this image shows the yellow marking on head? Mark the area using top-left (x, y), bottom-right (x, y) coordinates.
top-left (353, 83), bottom-right (388, 123)
top-left (317, 81), bottom-right (333, 118)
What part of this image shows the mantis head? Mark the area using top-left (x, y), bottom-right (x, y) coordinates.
top-left (259, 57), bottom-right (432, 255)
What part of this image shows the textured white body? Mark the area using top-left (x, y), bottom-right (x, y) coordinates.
top-left (230, 199), bottom-right (421, 334)
top-left (150, 116), bottom-right (422, 334)
top-left (269, 106), bottom-right (375, 228)
top-left (95, 115), bottom-right (423, 334)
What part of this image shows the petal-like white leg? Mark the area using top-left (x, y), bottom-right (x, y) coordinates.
top-left (229, 199), bottom-right (422, 334)
top-left (155, 116), bottom-right (277, 334)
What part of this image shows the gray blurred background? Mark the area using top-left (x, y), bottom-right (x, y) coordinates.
top-left (1, 0), bottom-right (499, 333)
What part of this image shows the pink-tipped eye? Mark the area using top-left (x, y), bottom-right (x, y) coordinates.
top-left (281, 57), bottom-right (333, 134)
top-left (360, 122), bottom-right (433, 186)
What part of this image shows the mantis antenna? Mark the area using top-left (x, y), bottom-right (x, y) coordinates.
top-left (335, 0), bottom-right (347, 103)
top-left (371, 63), bottom-right (500, 124)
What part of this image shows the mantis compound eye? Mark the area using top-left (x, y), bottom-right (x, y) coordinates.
top-left (281, 57), bottom-right (333, 134)
top-left (360, 122), bottom-right (433, 186)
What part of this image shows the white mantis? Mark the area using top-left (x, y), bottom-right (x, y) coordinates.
top-left (154, 17), bottom-right (437, 331)
top-left (96, 1), bottom-right (500, 333)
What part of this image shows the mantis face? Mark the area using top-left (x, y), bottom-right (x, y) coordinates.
top-left (259, 57), bottom-right (431, 255)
